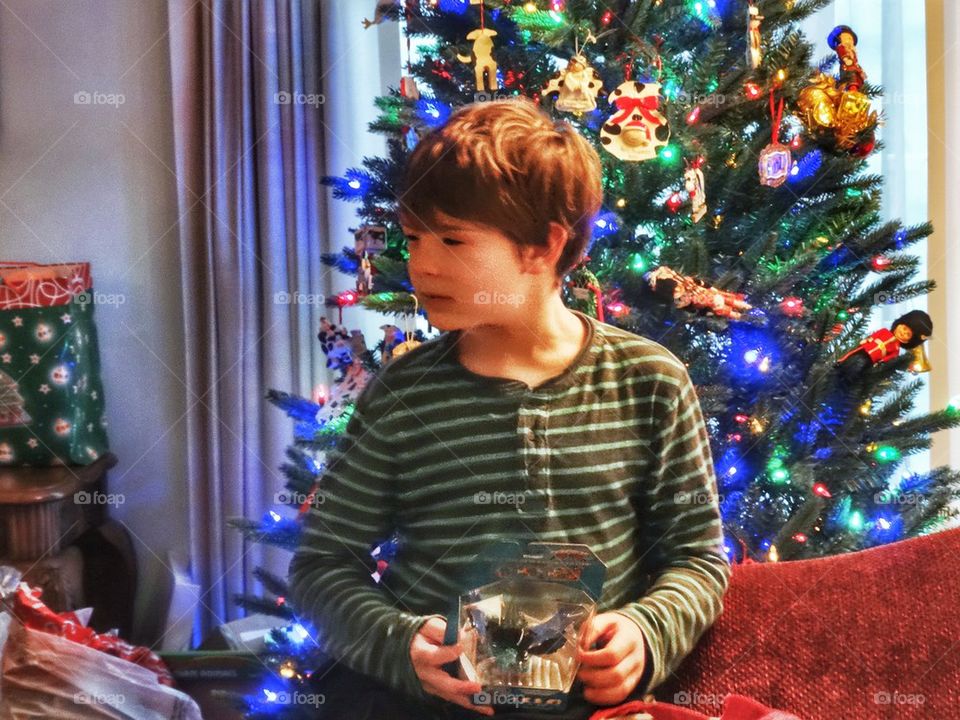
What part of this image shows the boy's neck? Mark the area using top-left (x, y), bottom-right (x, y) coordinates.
top-left (453, 295), bottom-right (589, 386)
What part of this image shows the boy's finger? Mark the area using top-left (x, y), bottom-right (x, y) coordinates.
top-left (424, 641), bottom-right (462, 665)
top-left (579, 631), bottom-right (633, 667)
top-left (425, 672), bottom-right (484, 700)
top-left (419, 617), bottom-right (447, 644)
top-left (580, 617), bottom-right (615, 650)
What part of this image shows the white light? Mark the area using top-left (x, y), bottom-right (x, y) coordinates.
top-left (744, 349), bottom-right (759, 364)
top-left (348, 179), bottom-right (361, 189)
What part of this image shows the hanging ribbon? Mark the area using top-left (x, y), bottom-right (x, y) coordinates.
top-left (769, 88), bottom-right (785, 144)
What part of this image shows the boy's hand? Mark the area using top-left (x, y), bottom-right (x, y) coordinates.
top-left (577, 612), bottom-right (648, 706)
top-left (410, 617), bottom-right (494, 716)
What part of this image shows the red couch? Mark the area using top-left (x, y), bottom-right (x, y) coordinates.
top-left (654, 527), bottom-right (960, 719)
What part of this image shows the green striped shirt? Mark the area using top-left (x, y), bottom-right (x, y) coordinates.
top-left (289, 309), bottom-right (730, 701)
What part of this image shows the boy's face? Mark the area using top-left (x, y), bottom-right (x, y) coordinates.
top-left (402, 209), bottom-right (560, 331)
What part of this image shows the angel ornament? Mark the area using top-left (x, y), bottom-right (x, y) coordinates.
top-left (541, 54), bottom-right (603, 114)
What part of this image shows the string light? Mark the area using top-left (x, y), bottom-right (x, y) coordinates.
top-left (616, 197), bottom-right (627, 208)
top-left (812, 482), bottom-right (832, 498)
top-left (859, 399), bottom-right (871, 416)
top-left (666, 192), bottom-right (683, 213)
top-left (744, 82), bottom-right (761, 99)
top-left (686, 106), bottom-right (701, 125)
top-left (871, 255), bottom-right (891, 271)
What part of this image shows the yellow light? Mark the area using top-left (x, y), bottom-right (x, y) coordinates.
top-left (750, 417), bottom-right (766, 434)
top-left (726, 154), bottom-right (737, 168)
top-left (280, 662), bottom-right (297, 679)
top-left (865, 442), bottom-right (878, 453)
top-left (524, 1), bottom-right (537, 11)
top-left (768, 544), bottom-right (779, 562)
top-left (859, 400), bottom-right (871, 416)
top-left (776, 69), bottom-right (787, 83)
top-left (616, 197), bottom-right (626, 208)
top-left (815, 235), bottom-right (830, 247)
top-left (712, 214), bottom-right (724, 228)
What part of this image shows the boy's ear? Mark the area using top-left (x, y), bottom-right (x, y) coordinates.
top-left (519, 221), bottom-right (569, 275)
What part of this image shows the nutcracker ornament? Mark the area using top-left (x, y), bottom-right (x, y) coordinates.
top-left (600, 81), bottom-right (670, 162)
top-left (541, 54), bottom-right (604, 114)
top-left (828, 24), bottom-right (866, 91)
top-left (746, 2), bottom-right (764, 70)
top-left (835, 310), bottom-right (933, 383)
top-left (683, 159), bottom-right (707, 223)
top-left (644, 266), bottom-right (752, 320)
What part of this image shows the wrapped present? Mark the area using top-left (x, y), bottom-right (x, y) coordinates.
top-left (0, 261), bottom-right (109, 465)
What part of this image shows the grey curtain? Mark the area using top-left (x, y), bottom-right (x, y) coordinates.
top-left (167, 0), bottom-right (327, 642)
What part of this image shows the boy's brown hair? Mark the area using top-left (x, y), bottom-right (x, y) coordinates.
top-left (397, 97), bottom-right (604, 278)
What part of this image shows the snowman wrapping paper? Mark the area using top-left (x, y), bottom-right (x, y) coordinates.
top-left (0, 262), bottom-right (109, 466)
top-left (599, 81), bottom-right (670, 162)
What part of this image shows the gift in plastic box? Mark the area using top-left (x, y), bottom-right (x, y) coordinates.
top-left (444, 541), bottom-right (606, 714)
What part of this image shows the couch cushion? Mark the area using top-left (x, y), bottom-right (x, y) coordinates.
top-left (654, 527), bottom-right (960, 719)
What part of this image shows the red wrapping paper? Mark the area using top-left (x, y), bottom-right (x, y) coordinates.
top-left (11, 583), bottom-right (174, 686)
top-left (0, 261), bottom-right (91, 308)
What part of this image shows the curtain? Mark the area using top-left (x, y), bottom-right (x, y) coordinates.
top-left (167, 0), bottom-right (327, 642)
top-left (926, 0), bottom-right (960, 475)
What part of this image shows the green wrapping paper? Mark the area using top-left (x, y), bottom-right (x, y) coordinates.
top-left (0, 263), bottom-right (109, 465)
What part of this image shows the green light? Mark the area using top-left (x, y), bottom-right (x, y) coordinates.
top-left (767, 457), bottom-right (784, 471)
top-left (663, 81), bottom-right (680, 100)
top-left (628, 253), bottom-right (648, 273)
top-left (837, 310), bottom-right (849, 321)
top-left (521, 29), bottom-right (532, 42)
top-left (846, 188), bottom-right (863, 197)
top-left (706, 78), bottom-right (719, 93)
top-left (771, 468), bottom-right (790, 483)
top-left (848, 510), bottom-right (864, 531)
top-left (949, 397), bottom-right (960, 415)
top-left (659, 145), bottom-right (678, 163)
top-left (875, 445), bottom-right (901, 463)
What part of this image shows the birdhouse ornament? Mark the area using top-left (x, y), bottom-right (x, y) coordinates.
top-left (600, 81), bottom-right (670, 162)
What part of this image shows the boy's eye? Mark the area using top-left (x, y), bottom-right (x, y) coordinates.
top-left (442, 237), bottom-right (463, 246)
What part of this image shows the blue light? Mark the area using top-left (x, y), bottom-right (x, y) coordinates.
top-left (438, 0), bottom-right (469, 13)
top-left (894, 229), bottom-right (908, 249)
top-left (592, 211), bottom-right (619, 241)
top-left (743, 349), bottom-right (760, 364)
top-left (788, 149), bottom-right (823, 185)
top-left (415, 98), bottom-right (451, 128)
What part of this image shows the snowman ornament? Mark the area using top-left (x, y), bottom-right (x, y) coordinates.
top-left (600, 81), bottom-right (670, 161)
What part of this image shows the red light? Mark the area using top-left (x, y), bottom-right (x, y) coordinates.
top-left (338, 290), bottom-right (358, 306)
top-left (872, 255), bottom-right (891, 271)
top-left (686, 106), bottom-right (701, 125)
top-left (666, 192), bottom-right (683, 213)
top-left (606, 302), bottom-right (629, 318)
top-left (744, 82), bottom-right (761, 99)
top-left (601, 10), bottom-right (613, 24)
top-left (792, 533), bottom-right (808, 543)
top-left (734, 414), bottom-right (749, 423)
top-left (780, 296), bottom-right (804, 317)
top-left (812, 482), bottom-right (832, 498)
top-left (790, 135), bottom-right (802, 148)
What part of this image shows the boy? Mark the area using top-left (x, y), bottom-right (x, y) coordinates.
top-left (289, 98), bottom-right (730, 719)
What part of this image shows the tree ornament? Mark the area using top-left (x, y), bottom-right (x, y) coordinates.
top-left (456, 1), bottom-right (498, 93)
top-left (644, 266), bottom-right (752, 320)
top-left (564, 258), bottom-right (604, 322)
top-left (759, 90), bottom-right (791, 187)
top-left (746, 2), bottom-right (764, 70)
top-left (683, 158), bottom-right (707, 223)
top-left (385, 295), bottom-right (423, 361)
top-left (362, 0), bottom-right (399, 28)
top-left (600, 81), bottom-right (670, 161)
top-left (541, 54), bottom-right (604, 113)
top-left (796, 26), bottom-right (877, 152)
top-left (316, 317), bottom-right (372, 414)
top-left (835, 310), bottom-right (933, 382)
top-left (354, 225), bottom-right (387, 296)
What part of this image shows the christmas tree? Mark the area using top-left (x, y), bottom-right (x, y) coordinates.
top-left (229, 1), bottom-right (960, 715)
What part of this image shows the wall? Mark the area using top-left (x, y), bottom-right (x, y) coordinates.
top-left (0, 0), bottom-right (187, 643)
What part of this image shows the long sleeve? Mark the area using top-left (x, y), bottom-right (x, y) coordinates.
top-left (287, 383), bottom-right (438, 701)
top-left (613, 362), bottom-right (731, 694)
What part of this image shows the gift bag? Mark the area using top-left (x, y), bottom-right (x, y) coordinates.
top-left (0, 261), bottom-right (109, 465)
top-left (0, 620), bottom-right (201, 719)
